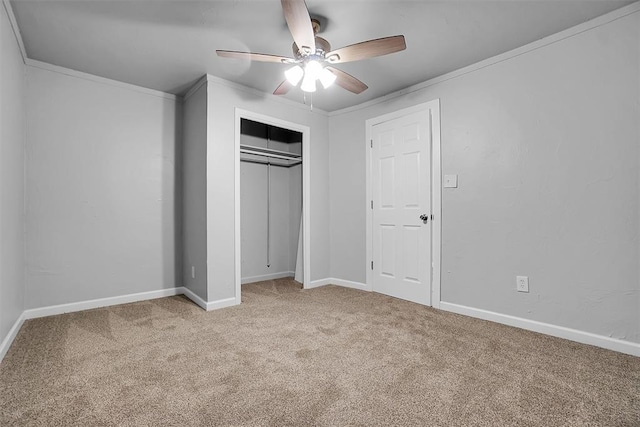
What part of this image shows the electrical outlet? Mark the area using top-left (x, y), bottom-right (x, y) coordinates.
top-left (516, 276), bottom-right (529, 293)
top-left (191, 266), bottom-right (195, 279)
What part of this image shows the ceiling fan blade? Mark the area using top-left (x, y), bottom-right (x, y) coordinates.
top-left (281, 0), bottom-right (316, 54)
top-left (273, 80), bottom-right (294, 95)
top-left (326, 67), bottom-right (368, 94)
top-left (326, 35), bottom-right (406, 63)
top-left (216, 50), bottom-right (294, 63)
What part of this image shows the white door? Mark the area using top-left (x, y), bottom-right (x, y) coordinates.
top-left (371, 110), bottom-right (432, 305)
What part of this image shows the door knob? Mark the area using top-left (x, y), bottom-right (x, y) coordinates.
top-left (420, 214), bottom-right (429, 222)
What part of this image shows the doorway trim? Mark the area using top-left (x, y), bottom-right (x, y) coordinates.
top-left (234, 108), bottom-right (311, 301)
top-left (365, 100), bottom-right (442, 308)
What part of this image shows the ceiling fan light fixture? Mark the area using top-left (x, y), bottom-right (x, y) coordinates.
top-left (285, 65), bottom-right (304, 85)
top-left (300, 72), bottom-right (317, 92)
top-left (319, 67), bottom-right (337, 89)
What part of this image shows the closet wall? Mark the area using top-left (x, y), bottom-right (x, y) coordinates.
top-left (0, 3), bottom-right (26, 349)
top-left (182, 75), bottom-right (329, 304)
top-left (240, 121), bottom-right (302, 283)
top-left (182, 81), bottom-right (208, 300)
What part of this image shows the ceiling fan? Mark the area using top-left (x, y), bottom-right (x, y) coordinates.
top-left (216, 0), bottom-right (406, 95)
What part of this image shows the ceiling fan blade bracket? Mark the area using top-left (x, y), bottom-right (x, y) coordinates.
top-left (326, 54), bottom-right (340, 63)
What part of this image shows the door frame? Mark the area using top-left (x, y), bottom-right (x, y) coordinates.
top-left (234, 108), bottom-right (311, 301)
top-left (365, 100), bottom-right (442, 308)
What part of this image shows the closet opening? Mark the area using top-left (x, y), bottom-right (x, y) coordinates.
top-left (235, 111), bottom-right (309, 296)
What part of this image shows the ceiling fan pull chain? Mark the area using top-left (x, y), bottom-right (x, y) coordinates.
top-left (300, 87), bottom-right (312, 111)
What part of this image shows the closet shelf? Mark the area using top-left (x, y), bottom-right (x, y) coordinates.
top-left (240, 145), bottom-right (301, 161)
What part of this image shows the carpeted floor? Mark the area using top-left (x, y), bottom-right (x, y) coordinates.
top-left (1, 279), bottom-right (639, 426)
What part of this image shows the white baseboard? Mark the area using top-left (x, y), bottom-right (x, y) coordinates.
top-left (0, 287), bottom-right (242, 363)
top-left (305, 278), bottom-right (370, 291)
top-left (206, 297), bottom-right (239, 311)
top-left (2, 289), bottom-right (181, 363)
top-left (313, 279), bottom-right (639, 357)
top-left (179, 286), bottom-right (208, 310)
top-left (23, 288), bottom-right (182, 320)
top-left (0, 312), bottom-right (26, 362)
top-left (305, 278), bottom-right (332, 289)
top-left (439, 302), bottom-right (640, 357)
top-left (330, 278), bottom-right (370, 291)
top-left (241, 271), bottom-right (294, 285)
top-left (5, 284), bottom-right (636, 363)
top-left (180, 287), bottom-right (239, 311)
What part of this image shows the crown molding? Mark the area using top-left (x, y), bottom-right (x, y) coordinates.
top-left (329, 1), bottom-right (640, 117)
top-left (4, 0), bottom-right (177, 100)
top-left (7, 0), bottom-right (637, 115)
top-left (25, 59), bottom-right (178, 101)
top-left (2, 0), bottom-right (26, 63)
top-left (183, 75), bottom-right (208, 102)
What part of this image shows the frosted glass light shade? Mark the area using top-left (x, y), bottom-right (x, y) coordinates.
top-left (319, 68), bottom-right (337, 89)
top-left (300, 73), bottom-right (316, 92)
top-left (304, 60), bottom-right (322, 81)
top-left (285, 65), bottom-right (303, 86)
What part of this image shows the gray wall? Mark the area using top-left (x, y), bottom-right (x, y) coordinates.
top-left (25, 65), bottom-right (181, 309)
top-left (328, 12), bottom-right (640, 343)
top-left (182, 83), bottom-right (208, 300)
top-left (240, 134), bottom-right (301, 281)
top-left (206, 77), bottom-right (330, 301)
top-left (0, 4), bottom-right (25, 344)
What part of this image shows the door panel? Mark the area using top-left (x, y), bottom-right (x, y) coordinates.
top-left (372, 110), bottom-right (431, 305)
top-left (380, 225), bottom-right (396, 277)
top-left (403, 151), bottom-right (421, 207)
top-left (380, 157), bottom-right (395, 208)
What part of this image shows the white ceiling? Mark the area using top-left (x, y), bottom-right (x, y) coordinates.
top-left (10, 0), bottom-right (633, 112)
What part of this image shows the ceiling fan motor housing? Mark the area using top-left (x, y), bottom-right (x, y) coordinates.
top-left (292, 37), bottom-right (331, 60)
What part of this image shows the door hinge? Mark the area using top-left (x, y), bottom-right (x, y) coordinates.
top-left (431, 214), bottom-right (434, 221)
top-left (370, 139), bottom-right (373, 148)
top-left (371, 200), bottom-right (373, 209)
top-left (371, 261), bottom-right (374, 270)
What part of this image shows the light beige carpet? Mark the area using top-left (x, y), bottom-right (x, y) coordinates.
top-left (1, 279), bottom-right (638, 426)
